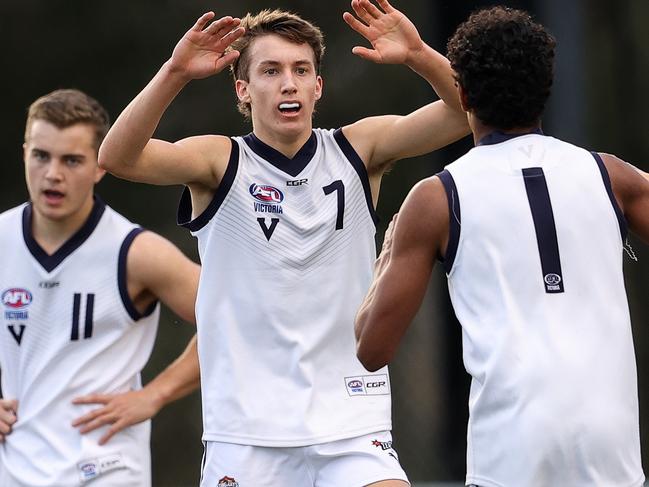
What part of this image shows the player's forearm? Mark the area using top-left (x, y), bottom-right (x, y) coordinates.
top-left (407, 44), bottom-right (463, 113)
top-left (142, 335), bottom-right (200, 411)
top-left (98, 62), bottom-right (188, 176)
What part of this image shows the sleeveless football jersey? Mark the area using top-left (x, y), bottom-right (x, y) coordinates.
top-left (0, 198), bottom-right (160, 486)
top-left (440, 131), bottom-right (644, 487)
top-left (178, 128), bottom-right (392, 446)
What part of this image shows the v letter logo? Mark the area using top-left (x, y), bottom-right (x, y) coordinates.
top-left (257, 218), bottom-right (280, 241)
top-left (8, 324), bottom-right (26, 345)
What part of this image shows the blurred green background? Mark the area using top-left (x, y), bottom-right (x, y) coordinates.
top-left (2, 0), bottom-right (649, 484)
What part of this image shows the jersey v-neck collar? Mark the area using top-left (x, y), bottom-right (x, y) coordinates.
top-left (243, 131), bottom-right (317, 177)
top-left (22, 196), bottom-right (106, 273)
top-left (477, 128), bottom-right (544, 146)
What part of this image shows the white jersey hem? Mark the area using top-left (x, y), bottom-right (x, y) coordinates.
top-left (202, 422), bottom-right (393, 447)
top-left (465, 473), bottom-right (646, 487)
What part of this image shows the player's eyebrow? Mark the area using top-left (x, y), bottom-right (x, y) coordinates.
top-left (257, 59), bottom-right (314, 67)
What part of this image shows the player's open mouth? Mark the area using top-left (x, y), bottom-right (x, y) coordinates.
top-left (43, 189), bottom-right (65, 202)
top-left (278, 102), bottom-right (301, 114)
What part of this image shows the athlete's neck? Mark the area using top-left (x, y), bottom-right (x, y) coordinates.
top-left (252, 127), bottom-right (313, 160)
top-left (471, 116), bottom-right (542, 146)
top-left (31, 197), bottom-right (95, 255)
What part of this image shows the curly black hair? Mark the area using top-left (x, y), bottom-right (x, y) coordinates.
top-left (447, 6), bottom-right (555, 130)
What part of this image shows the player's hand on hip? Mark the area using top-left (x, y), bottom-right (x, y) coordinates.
top-left (0, 398), bottom-right (18, 442)
top-left (168, 12), bottom-right (245, 81)
top-left (72, 390), bottom-right (161, 445)
top-left (343, 0), bottom-right (424, 65)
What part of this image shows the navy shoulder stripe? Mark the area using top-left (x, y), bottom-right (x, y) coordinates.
top-left (591, 151), bottom-right (628, 242)
top-left (118, 228), bottom-right (158, 321)
top-left (177, 138), bottom-right (240, 232)
top-left (333, 128), bottom-right (379, 225)
top-left (437, 170), bottom-right (461, 274)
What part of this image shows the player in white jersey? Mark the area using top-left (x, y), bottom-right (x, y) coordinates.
top-left (355, 7), bottom-right (649, 487)
top-left (0, 89), bottom-right (201, 486)
top-left (97, 1), bottom-right (469, 485)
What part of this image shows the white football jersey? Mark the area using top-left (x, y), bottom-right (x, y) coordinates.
top-left (440, 131), bottom-right (644, 487)
top-left (178, 128), bottom-right (392, 446)
top-left (0, 198), bottom-right (159, 486)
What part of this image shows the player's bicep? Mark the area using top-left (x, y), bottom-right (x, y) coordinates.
top-left (602, 153), bottom-right (649, 244)
top-left (110, 135), bottom-right (229, 188)
top-left (356, 179), bottom-right (447, 368)
top-left (346, 103), bottom-right (468, 172)
top-left (373, 181), bottom-right (443, 321)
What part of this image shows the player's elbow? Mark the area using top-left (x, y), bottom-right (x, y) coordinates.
top-left (97, 147), bottom-right (116, 172)
top-left (97, 143), bottom-right (131, 174)
top-left (356, 340), bottom-right (392, 372)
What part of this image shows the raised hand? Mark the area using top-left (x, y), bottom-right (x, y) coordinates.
top-left (0, 398), bottom-right (18, 442)
top-left (72, 390), bottom-right (162, 445)
top-left (169, 12), bottom-right (245, 81)
top-left (343, 0), bottom-right (424, 65)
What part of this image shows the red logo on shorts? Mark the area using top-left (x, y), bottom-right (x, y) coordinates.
top-left (217, 476), bottom-right (239, 487)
top-left (372, 439), bottom-right (393, 450)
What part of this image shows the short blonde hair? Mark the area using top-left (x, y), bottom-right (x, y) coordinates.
top-left (229, 9), bottom-right (325, 118)
top-left (25, 89), bottom-right (110, 151)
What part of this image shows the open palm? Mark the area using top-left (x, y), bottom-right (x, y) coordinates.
top-left (343, 0), bottom-right (423, 65)
top-left (170, 13), bottom-right (245, 80)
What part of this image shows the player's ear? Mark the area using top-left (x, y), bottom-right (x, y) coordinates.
top-left (457, 83), bottom-right (469, 113)
top-left (315, 75), bottom-right (323, 101)
top-left (235, 79), bottom-right (251, 104)
top-left (94, 164), bottom-right (106, 184)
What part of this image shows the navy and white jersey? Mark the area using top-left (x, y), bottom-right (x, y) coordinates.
top-left (440, 131), bottom-right (644, 487)
top-left (178, 128), bottom-right (391, 446)
top-left (0, 198), bottom-right (160, 487)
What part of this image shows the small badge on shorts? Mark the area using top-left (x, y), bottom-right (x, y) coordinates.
top-left (371, 439), bottom-right (399, 461)
top-left (218, 476), bottom-right (240, 487)
top-left (77, 453), bottom-right (125, 483)
top-left (344, 374), bottom-right (390, 396)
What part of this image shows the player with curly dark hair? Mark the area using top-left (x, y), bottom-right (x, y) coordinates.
top-left (447, 6), bottom-right (555, 131)
top-left (355, 6), bottom-right (649, 487)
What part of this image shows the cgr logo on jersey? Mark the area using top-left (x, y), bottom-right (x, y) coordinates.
top-left (544, 273), bottom-right (562, 291)
top-left (217, 476), bottom-right (239, 487)
top-left (345, 374), bottom-right (391, 396)
top-left (2, 288), bottom-right (32, 309)
top-left (250, 183), bottom-right (284, 214)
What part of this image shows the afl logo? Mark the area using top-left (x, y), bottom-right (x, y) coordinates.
top-left (348, 380), bottom-right (363, 389)
top-left (249, 183), bottom-right (284, 204)
top-left (544, 273), bottom-right (562, 286)
top-left (2, 288), bottom-right (33, 309)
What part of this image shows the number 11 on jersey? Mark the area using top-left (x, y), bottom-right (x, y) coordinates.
top-left (71, 293), bottom-right (95, 341)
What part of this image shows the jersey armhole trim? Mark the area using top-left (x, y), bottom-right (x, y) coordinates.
top-left (118, 228), bottom-right (158, 321)
top-left (591, 151), bottom-right (628, 242)
top-left (333, 128), bottom-right (380, 225)
top-left (177, 138), bottom-right (240, 232)
top-left (437, 169), bottom-right (461, 274)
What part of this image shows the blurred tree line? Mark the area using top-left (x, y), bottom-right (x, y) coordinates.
top-left (1, 0), bottom-right (649, 485)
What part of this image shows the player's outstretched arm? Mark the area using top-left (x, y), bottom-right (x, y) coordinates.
top-left (0, 398), bottom-right (18, 443)
top-left (72, 231), bottom-right (200, 444)
top-left (355, 177), bottom-right (448, 371)
top-left (98, 13), bottom-right (244, 187)
top-left (342, 0), bottom-right (469, 173)
top-left (601, 153), bottom-right (649, 244)
top-left (72, 336), bottom-right (199, 445)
